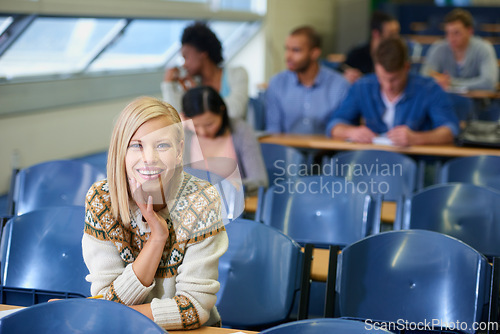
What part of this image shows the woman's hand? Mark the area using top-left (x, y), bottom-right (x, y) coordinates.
top-left (129, 178), bottom-right (170, 241)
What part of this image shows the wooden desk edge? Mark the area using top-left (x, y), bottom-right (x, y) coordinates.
top-left (259, 135), bottom-right (500, 157)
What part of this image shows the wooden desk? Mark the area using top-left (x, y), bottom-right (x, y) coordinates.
top-left (326, 53), bottom-right (346, 63)
top-left (381, 202), bottom-right (396, 223)
top-left (260, 134), bottom-right (500, 157)
top-left (460, 90), bottom-right (500, 99)
top-left (244, 196), bottom-right (258, 213)
top-left (309, 248), bottom-right (330, 282)
top-left (405, 34), bottom-right (500, 45)
top-left (0, 304), bottom-right (257, 334)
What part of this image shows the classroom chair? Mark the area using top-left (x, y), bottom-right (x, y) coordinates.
top-left (12, 159), bottom-right (106, 216)
top-left (216, 218), bottom-right (310, 329)
top-left (0, 298), bottom-right (164, 333)
top-left (0, 206), bottom-right (91, 305)
top-left (327, 230), bottom-right (499, 334)
top-left (397, 183), bottom-right (500, 258)
top-left (438, 155), bottom-right (500, 192)
top-left (183, 166), bottom-right (245, 221)
top-left (260, 175), bottom-right (381, 248)
top-left (328, 150), bottom-right (421, 202)
top-left (327, 150), bottom-right (422, 225)
top-left (260, 318), bottom-right (393, 334)
top-left (74, 150), bottom-right (108, 175)
top-left (260, 143), bottom-right (308, 187)
top-left (247, 93), bottom-right (266, 131)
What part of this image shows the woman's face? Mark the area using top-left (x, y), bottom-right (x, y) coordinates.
top-left (188, 111), bottom-right (223, 139)
top-left (125, 117), bottom-right (182, 196)
top-left (181, 44), bottom-right (205, 77)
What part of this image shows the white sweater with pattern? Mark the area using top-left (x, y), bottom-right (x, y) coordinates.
top-left (82, 173), bottom-right (228, 330)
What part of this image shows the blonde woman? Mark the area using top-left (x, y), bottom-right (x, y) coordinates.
top-left (82, 96), bottom-right (228, 330)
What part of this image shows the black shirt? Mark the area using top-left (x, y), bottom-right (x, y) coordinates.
top-left (344, 42), bottom-right (374, 74)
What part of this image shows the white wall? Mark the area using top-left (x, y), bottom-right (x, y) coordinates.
top-left (227, 25), bottom-right (266, 97)
top-left (0, 98), bottom-right (131, 193)
top-left (335, 0), bottom-right (370, 54)
top-left (264, 0), bottom-right (338, 79)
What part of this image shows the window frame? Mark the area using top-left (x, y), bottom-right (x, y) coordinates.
top-left (0, 1), bottom-right (264, 116)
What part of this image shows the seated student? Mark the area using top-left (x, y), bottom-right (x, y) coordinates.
top-left (342, 11), bottom-right (401, 83)
top-left (182, 86), bottom-right (268, 195)
top-left (82, 96), bottom-right (228, 330)
top-left (327, 37), bottom-right (459, 147)
top-left (265, 25), bottom-right (350, 135)
top-left (421, 8), bottom-right (498, 91)
top-left (162, 22), bottom-right (249, 119)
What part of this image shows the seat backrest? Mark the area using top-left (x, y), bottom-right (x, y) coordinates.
top-left (247, 95), bottom-right (266, 131)
top-left (260, 318), bottom-right (393, 334)
top-left (401, 183), bottom-right (500, 257)
top-left (261, 175), bottom-right (380, 247)
top-left (336, 230), bottom-right (492, 334)
top-left (183, 167), bottom-right (244, 221)
top-left (260, 143), bottom-right (306, 187)
top-left (0, 206), bottom-right (91, 300)
top-left (330, 150), bottom-right (418, 202)
top-left (74, 151), bottom-right (108, 175)
top-left (13, 160), bottom-right (106, 215)
top-left (216, 218), bottom-right (303, 328)
top-left (439, 155), bottom-right (500, 192)
top-left (0, 298), bottom-right (164, 333)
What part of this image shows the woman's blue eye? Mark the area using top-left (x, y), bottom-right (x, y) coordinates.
top-left (157, 143), bottom-right (171, 149)
top-left (129, 143), bottom-right (142, 149)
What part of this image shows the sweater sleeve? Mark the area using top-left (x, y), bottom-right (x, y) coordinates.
top-left (232, 119), bottom-right (268, 193)
top-left (224, 67), bottom-right (249, 120)
top-left (449, 41), bottom-right (498, 91)
top-left (150, 231), bottom-right (228, 330)
top-left (82, 183), bottom-right (156, 304)
top-left (82, 234), bottom-right (156, 304)
top-left (420, 42), bottom-right (443, 77)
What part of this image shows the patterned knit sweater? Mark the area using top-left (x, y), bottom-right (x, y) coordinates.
top-left (82, 172), bottom-right (228, 330)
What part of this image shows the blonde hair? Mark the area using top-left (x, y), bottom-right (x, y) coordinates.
top-left (107, 96), bottom-right (184, 225)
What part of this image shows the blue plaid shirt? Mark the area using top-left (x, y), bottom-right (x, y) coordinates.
top-left (266, 66), bottom-right (350, 134)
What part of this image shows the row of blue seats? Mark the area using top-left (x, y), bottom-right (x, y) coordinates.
top-left (261, 145), bottom-right (500, 197)
top-left (1, 206), bottom-right (498, 333)
top-left (259, 178), bottom-right (500, 257)
top-left (4, 147), bottom-right (499, 222)
top-left (221, 218), bottom-right (500, 333)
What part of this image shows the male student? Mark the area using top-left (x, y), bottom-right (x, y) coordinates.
top-left (327, 37), bottom-right (459, 147)
top-left (266, 26), bottom-right (349, 135)
top-left (421, 8), bottom-right (498, 91)
top-left (342, 11), bottom-right (401, 83)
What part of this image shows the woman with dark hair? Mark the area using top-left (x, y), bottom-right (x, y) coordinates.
top-left (162, 22), bottom-right (249, 120)
top-left (182, 86), bottom-right (267, 195)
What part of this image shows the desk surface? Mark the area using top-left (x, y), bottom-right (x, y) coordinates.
top-left (260, 134), bottom-right (500, 157)
top-left (0, 304), bottom-right (257, 334)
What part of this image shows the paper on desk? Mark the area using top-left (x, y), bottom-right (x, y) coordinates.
top-left (0, 308), bottom-right (21, 319)
top-left (447, 86), bottom-right (468, 94)
top-left (372, 135), bottom-right (394, 146)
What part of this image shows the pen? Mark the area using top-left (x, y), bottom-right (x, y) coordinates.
top-left (87, 295), bottom-right (103, 299)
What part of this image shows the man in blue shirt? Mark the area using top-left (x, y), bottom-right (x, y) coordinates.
top-left (327, 37), bottom-right (459, 147)
top-left (266, 26), bottom-right (350, 134)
